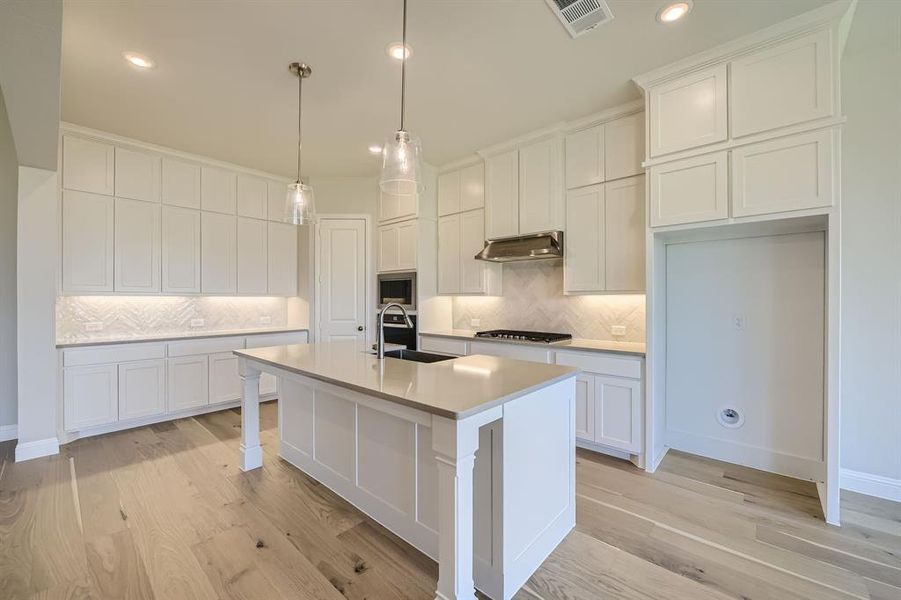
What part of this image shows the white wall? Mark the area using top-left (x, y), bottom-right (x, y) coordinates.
top-left (839, 0), bottom-right (901, 496)
top-left (0, 88), bottom-right (18, 433)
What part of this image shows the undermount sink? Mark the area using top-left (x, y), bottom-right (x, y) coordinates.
top-left (383, 349), bottom-right (455, 364)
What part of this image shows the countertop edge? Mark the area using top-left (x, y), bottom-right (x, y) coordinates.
top-left (56, 328), bottom-right (310, 349)
top-left (419, 331), bottom-right (646, 357)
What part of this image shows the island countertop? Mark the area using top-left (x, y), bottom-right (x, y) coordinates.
top-left (235, 341), bottom-right (578, 420)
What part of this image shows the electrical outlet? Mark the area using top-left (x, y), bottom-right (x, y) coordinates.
top-left (732, 314), bottom-right (747, 331)
top-left (259, 316), bottom-right (272, 325)
top-left (470, 318), bottom-right (481, 328)
top-left (611, 325), bottom-right (626, 336)
top-left (84, 322), bottom-right (104, 332)
top-left (190, 318), bottom-right (205, 328)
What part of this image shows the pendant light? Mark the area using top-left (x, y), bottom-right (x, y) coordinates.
top-left (379, 0), bottom-right (423, 195)
top-left (284, 62), bottom-right (316, 225)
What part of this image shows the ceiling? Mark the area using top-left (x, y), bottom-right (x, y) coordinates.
top-left (61, 0), bottom-right (830, 178)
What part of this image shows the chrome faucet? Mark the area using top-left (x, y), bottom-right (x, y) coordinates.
top-left (375, 303), bottom-right (414, 359)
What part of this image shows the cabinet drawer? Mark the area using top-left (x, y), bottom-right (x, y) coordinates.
top-left (167, 336), bottom-right (245, 357)
top-left (649, 151), bottom-right (728, 227)
top-left (63, 342), bottom-right (166, 367)
top-left (555, 350), bottom-right (641, 380)
top-left (731, 129), bottom-right (835, 217)
top-left (469, 340), bottom-right (550, 363)
top-left (245, 331), bottom-right (308, 349)
top-left (420, 336), bottom-right (469, 356)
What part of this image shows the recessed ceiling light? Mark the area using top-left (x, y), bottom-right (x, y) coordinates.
top-left (368, 144), bottom-right (383, 155)
top-left (386, 43), bottom-right (411, 61)
top-left (123, 51), bottom-right (155, 69)
top-left (657, 1), bottom-right (692, 23)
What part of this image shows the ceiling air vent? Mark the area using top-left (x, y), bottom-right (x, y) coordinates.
top-left (545, 0), bottom-right (614, 38)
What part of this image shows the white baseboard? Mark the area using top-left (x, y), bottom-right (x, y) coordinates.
top-left (841, 469), bottom-right (901, 503)
top-left (0, 424), bottom-right (17, 442)
top-left (15, 437), bottom-right (60, 462)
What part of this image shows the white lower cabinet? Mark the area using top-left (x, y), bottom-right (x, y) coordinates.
top-left (118, 359), bottom-right (166, 420)
top-left (210, 352), bottom-right (242, 404)
top-left (594, 376), bottom-right (642, 453)
top-left (64, 364), bottom-right (118, 431)
top-left (574, 373), bottom-right (595, 441)
top-left (167, 355), bottom-right (210, 412)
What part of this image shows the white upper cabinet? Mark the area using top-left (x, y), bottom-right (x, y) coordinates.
top-left (604, 175), bottom-right (645, 291)
top-left (437, 170), bottom-right (461, 216)
top-left (115, 147), bottom-right (160, 203)
top-left (518, 136), bottom-right (563, 235)
top-left (201, 212), bottom-right (237, 294)
top-left (648, 64), bottom-right (728, 157)
top-left (161, 157), bottom-right (201, 209)
top-left (62, 190), bottom-right (114, 293)
top-left (565, 125), bottom-right (605, 190)
top-left (731, 30), bottom-right (833, 138)
top-left (236, 217), bottom-right (268, 294)
top-left (267, 180), bottom-right (286, 222)
top-left (115, 198), bottom-right (161, 293)
top-left (201, 166), bottom-right (237, 214)
top-left (485, 150), bottom-right (519, 240)
top-left (650, 151), bottom-right (728, 227)
top-left (437, 214), bottom-right (462, 294)
top-left (267, 221), bottom-right (298, 296)
top-left (732, 128), bottom-right (835, 217)
top-left (63, 136), bottom-right (114, 195)
top-left (379, 186), bottom-right (418, 223)
top-left (604, 113), bottom-right (645, 181)
top-left (460, 163), bottom-right (485, 212)
top-left (236, 174), bottom-right (268, 219)
top-left (564, 184), bottom-right (605, 293)
top-left (162, 206), bottom-right (201, 294)
top-left (438, 209), bottom-right (499, 296)
top-left (378, 220), bottom-right (418, 273)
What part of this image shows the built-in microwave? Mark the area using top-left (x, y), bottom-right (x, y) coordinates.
top-left (377, 272), bottom-right (416, 311)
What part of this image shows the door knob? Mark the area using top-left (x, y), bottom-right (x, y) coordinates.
top-left (357, 325), bottom-right (364, 331)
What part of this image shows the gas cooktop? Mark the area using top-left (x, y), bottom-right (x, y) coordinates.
top-left (474, 329), bottom-right (572, 344)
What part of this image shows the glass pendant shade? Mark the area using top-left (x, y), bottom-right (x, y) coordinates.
top-left (284, 180), bottom-right (316, 225)
top-left (379, 130), bottom-right (424, 195)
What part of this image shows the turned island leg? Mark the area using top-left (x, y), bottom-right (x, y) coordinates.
top-left (238, 358), bottom-right (263, 471)
top-left (432, 415), bottom-right (480, 600)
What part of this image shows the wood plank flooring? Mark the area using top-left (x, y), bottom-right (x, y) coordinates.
top-left (1, 401), bottom-right (899, 599)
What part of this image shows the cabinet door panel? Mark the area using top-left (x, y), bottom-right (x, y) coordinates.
top-left (649, 64), bottom-right (728, 157)
top-left (118, 359), bottom-right (166, 420)
top-left (564, 184), bottom-right (604, 293)
top-left (731, 30), bottom-right (833, 137)
top-left (168, 355), bottom-right (209, 411)
top-left (378, 224), bottom-right (399, 272)
top-left (732, 129), bottom-right (834, 217)
top-left (267, 180), bottom-right (286, 222)
top-left (396, 220), bottom-right (418, 271)
top-left (201, 166), bottom-right (237, 214)
top-left (605, 113), bottom-right (645, 180)
top-left (595, 376), bottom-right (641, 453)
top-left (65, 364), bottom-right (118, 431)
top-left (115, 198), bottom-right (161, 293)
top-left (267, 222), bottom-right (298, 296)
top-left (162, 206), bottom-right (201, 293)
top-left (566, 124), bottom-right (605, 189)
top-left (161, 158), bottom-right (201, 209)
top-left (437, 171), bottom-right (461, 216)
top-left (485, 150), bottom-right (519, 239)
top-left (437, 214), bottom-right (461, 295)
top-left (201, 212), bottom-right (237, 294)
top-left (519, 137), bottom-right (563, 234)
top-left (237, 174), bottom-right (268, 219)
top-left (237, 217), bottom-right (268, 294)
top-left (62, 136), bottom-right (114, 195)
top-left (460, 163), bottom-right (485, 211)
top-left (605, 175), bottom-right (645, 292)
top-left (210, 352), bottom-right (242, 404)
top-left (115, 147), bottom-right (160, 202)
top-left (62, 190), bottom-right (115, 293)
top-left (461, 209), bottom-right (487, 293)
top-left (649, 151), bottom-right (728, 227)
top-left (575, 374), bottom-right (595, 442)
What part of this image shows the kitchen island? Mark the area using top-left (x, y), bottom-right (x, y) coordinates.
top-left (235, 341), bottom-right (578, 600)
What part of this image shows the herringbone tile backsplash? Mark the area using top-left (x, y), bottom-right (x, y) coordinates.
top-left (452, 261), bottom-right (645, 342)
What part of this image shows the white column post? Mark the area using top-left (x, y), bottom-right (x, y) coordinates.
top-left (432, 415), bottom-right (480, 600)
top-left (238, 358), bottom-right (263, 471)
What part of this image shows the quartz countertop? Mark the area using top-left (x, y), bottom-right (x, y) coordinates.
top-left (235, 341), bottom-right (578, 420)
top-left (420, 330), bottom-right (646, 357)
top-left (56, 327), bottom-right (309, 349)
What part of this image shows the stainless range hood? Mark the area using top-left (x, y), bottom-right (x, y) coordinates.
top-left (474, 231), bottom-right (564, 263)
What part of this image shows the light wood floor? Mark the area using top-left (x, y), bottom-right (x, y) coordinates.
top-left (1, 402), bottom-right (899, 600)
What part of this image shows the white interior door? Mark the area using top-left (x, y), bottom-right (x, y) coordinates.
top-left (317, 218), bottom-right (367, 342)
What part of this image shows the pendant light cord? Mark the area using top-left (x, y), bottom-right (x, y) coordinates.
top-left (296, 74), bottom-right (303, 183)
top-left (400, 0), bottom-right (407, 132)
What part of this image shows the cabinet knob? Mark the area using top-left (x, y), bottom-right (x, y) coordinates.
top-left (357, 325), bottom-right (364, 331)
